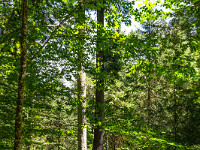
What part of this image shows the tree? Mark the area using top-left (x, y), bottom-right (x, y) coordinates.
top-left (77, 1), bottom-right (87, 150)
top-left (92, 0), bottom-right (105, 149)
top-left (14, 0), bottom-right (28, 149)
top-left (1, 0), bottom-right (200, 149)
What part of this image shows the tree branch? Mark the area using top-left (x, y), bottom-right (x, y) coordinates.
top-left (27, 2), bottom-right (83, 66)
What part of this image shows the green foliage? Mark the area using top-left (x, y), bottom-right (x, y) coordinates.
top-left (0, 0), bottom-right (200, 149)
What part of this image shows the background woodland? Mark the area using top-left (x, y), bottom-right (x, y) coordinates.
top-left (0, 0), bottom-right (200, 149)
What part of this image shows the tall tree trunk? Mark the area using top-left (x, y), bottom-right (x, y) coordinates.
top-left (77, 0), bottom-right (87, 150)
top-left (147, 13), bottom-right (152, 149)
top-left (14, 0), bottom-right (28, 149)
top-left (78, 71), bottom-right (87, 150)
top-left (147, 57), bottom-right (151, 150)
top-left (93, 1), bottom-right (104, 150)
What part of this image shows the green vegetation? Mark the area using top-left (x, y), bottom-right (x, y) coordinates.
top-left (0, 0), bottom-right (200, 149)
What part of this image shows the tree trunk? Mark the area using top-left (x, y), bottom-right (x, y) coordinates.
top-left (77, 1), bottom-right (87, 150)
top-left (78, 71), bottom-right (87, 150)
top-left (147, 16), bottom-right (152, 149)
top-left (147, 80), bottom-right (151, 150)
top-left (174, 83), bottom-right (177, 145)
top-left (14, 0), bottom-right (28, 149)
top-left (147, 80), bottom-right (151, 126)
top-left (93, 1), bottom-right (105, 150)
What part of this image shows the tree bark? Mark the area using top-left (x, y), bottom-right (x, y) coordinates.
top-left (14, 0), bottom-right (28, 149)
top-left (93, 1), bottom-right (105, 150)
top-left (77, 1), bottom-right (87, 150)
top-left (78, 71), bottom-right (87, 150)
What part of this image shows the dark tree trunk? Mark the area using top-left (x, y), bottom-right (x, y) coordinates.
top-left (77, 0), bottom-right (87, 150)
top-left (14, 0), bottom-right (28, 149)
top-left (93, 1), bottom-right (105, 150)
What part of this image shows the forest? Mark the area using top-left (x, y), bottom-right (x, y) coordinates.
top-left (0, 0), bottom-right (200, 149)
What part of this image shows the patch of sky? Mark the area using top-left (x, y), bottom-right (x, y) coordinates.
top-left (121, 0), bottom-right (173, 34)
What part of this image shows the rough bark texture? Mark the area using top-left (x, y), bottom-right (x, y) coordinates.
top-left (14, 0), bottom-right (28, 149)
top-left (93, 1), bottom-right (104, 150)
top-left (77, 0), bottom-right (87, 149)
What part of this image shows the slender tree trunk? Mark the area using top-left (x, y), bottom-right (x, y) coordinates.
top-left (147, 68), bottom-right (151, 150)
top-left (77, 0), bottom-right (87, 150)
top-left (147, 14), bottom-right (152, 149)
top-left (174, 84), bottom-right (177, 145)
top-left (147, 80), bottom-right (151, 126)
top-left (78, 71), bottom-right (87, 150)
top-left (14, 0), bottom-right (28, 149)
top-left (93, 1), bottom-right (104, 149)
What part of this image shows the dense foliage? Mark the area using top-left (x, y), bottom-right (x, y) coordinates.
top-left (0, 0), bottom-right (200, 149)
